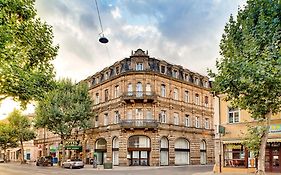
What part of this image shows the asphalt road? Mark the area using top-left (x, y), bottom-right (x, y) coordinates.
top-left (0, 163), bottom-right (213, 175)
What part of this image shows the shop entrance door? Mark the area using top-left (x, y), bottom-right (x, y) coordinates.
top-left (130, 151), bottom-right (149, 166)
top-left (265, 143), bottom-right (281, 172)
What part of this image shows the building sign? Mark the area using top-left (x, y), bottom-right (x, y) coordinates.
top-left (50, 145), bottom-right (58, 153)
top-left (270, 124), bottom-right (281, 133)
top-left (64, 140), bottom-right (82, 150)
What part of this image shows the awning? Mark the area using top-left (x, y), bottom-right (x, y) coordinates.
top-left (268, 138), bottom-right (281, 143)
top-left (222, 138), bottom-right (281, 144)
top-left (222, 140), bottom-right (242, 144)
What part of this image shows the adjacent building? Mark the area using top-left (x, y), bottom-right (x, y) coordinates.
top-left (214, 95), bottom-right (281, 173)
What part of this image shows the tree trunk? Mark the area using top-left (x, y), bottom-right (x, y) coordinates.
top-left (20, 139), bottom-right (25, 164)
top-left (256, 111), bottom-right (271, 175)
top-left (61, 137), bottom-right (66, 166)
top-left (82, 135), bottom-right (87, 163)
top-left (3, 148), bottom-right (7, 162)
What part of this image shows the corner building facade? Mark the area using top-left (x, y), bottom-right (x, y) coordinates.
top-left (84, 49), bottom-right (214, 166)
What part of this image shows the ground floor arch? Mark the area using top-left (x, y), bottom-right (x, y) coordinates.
top-left (128, 135), bottom-right (151, 166)
top-left (175, 138), bottom-right (190, 165)
top-left (95, 138), bottom-right (107, 165)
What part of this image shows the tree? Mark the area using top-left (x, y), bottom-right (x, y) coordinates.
top-left (209, 0), bottom-right (281, 174)
top-left (0, 0), bottom-right (58, 106)
top-left (35, 79), bottom-right (94, 165)
top-left (0, 121), bottom-right (18, 162)
top-left (7, 109), bottom-right (36, 164)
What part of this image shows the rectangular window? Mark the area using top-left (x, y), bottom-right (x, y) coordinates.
top-left (195, 94), bottom-right (200, 105)
top-left (161, 84), bottom-right (166, 97)
top-left (228, 108), bottom-right (240, 123)
top-left (95, 93), bottom-right (99, 104)
top-left (204, 96), bottom-right (209, 107)
top-left (114, 85), bottom-right (120, 98)
top-left (174, 113), bottom-right (179, 125)
top-left (224, 144), bottom-right (246, 168)
top-left (95, 115), bottom-right (99, 127)
top-left (184, 91), bottom-right (189, 103)
top-left (205, 118), bottom-right (209, 129)
top-left (105, 89), bottom-right (109, 102)
top-left (174, 88), bottom-right (179, 100)
top-left (146, 110), bottom-right (152, 119)
top-left (159, 110), bottom-right (167, 123)
top-left (185, 114), bottom-right (190, 127)
top-left (104, 113), bottom-right (108, 126)
top-left (136, 63), bottom-right (143, 71)
top-left (195, 116), bottom-right (200, 128)
top-left (127, 110), bottom-right (132, 119)
top-left (114, 111), bottom-right (120, 124)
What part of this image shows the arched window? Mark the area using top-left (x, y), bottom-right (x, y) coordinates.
top-left (95, 138), bottom-right (107, 165)
top-left (175, 138), bottom-right (190, 165)
top-left (160, 137), bottom-right (169, 166)
top-left (112, 137), bottom-right (119, 165)
top-left (200, 140), bottom-right (207, 164)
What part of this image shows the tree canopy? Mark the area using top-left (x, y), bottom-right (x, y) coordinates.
top-left (210, 0), bottom-right (280, 173)
top-left (35, 79), bottom-right (94, 163)
top-left (0, 121), bottom-right (18, 162)
top-left (7, 109), bottom-right (36, 163)
top-left (0, 0), bottom-right (58, 106)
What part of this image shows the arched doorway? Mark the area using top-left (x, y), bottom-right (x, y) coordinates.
top-left (128, 135), bottom-right (150, 166)
top-left (160, 137), bottom-right (169, 166)
top-left (200, 140), bottom-right (207, 164)
top-left (112, 137), bottom-right (119, 166)
top-left (175, 138), bottom-right (190, 165)
top-left (95, 138), bottom-right (107, 165)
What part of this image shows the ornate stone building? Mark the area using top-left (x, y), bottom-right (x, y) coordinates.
top-left (82, 49), bottom-right (214, 166)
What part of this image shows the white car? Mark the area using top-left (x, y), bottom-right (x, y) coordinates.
top-left (62, 159), bottom-right (84, 169)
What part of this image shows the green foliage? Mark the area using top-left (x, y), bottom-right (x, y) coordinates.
top-left (0, 121), bottom-right (18, 150)
top-left (0, 0), bottom-right (58, 106)
top-left (210, 0), bottom-right (281, 119)
top-left (35, 79), bottom-right (94, 139)
top-left (242, 125), bottom-right (267, 157)
top-left (7, 109), bottom-right (36, 142)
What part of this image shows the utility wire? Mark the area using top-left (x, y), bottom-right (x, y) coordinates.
top-left (94, 0), bottom-right (104, 34)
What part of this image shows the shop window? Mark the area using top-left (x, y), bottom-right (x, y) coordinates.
top-left (224, 144), bottom-right (246, 168)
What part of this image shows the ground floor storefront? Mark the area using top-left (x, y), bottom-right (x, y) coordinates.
top-left (35, 129), bottom-right (214, 167)
top-left (214, 140), bottom-right (281, 173)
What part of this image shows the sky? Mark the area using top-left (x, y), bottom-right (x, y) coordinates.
top-left (0, 0), bottom-right (247, 120)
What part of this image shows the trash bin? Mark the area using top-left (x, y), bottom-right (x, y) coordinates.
top-left (103, 162), bottom-right (112, 169)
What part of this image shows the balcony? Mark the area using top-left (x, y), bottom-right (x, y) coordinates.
top-left (120, 119), bottom-right (158, 130)
top-left (121, 91), bottom-right (157, 103)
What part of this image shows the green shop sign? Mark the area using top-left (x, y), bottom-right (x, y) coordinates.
top-left (270, 124), bottom-right (281, 133)
top-left (65, 145), bottom-right (82, 150)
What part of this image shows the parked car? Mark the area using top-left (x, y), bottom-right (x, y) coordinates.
top-left (36, 156), bottom-right (53, 166)
top-left (62, 159), bottom-right (84, 169)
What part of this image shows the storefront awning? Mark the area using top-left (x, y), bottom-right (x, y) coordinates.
top-left (222, 140), bottom-right (242, 144)
top-left (222, 138), bottom-right (281, 144)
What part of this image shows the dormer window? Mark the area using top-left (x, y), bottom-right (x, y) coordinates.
top-left (116, 67), bottom-right (119, 75)
top-left (204, 81), bottom-right (209, 88)
top-left (195, 77), bottom-right (200, 85)
top-left (161, 66), bottom-right (166, 74)
top-left (136, 63), bottom-right (143, 71)
top-left (172, 70), bottom-right (178, 78)
top-left (104, 72), bottom-right (108, 80)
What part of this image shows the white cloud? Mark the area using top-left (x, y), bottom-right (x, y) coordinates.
top-left (111, 7), bottom-right (122, 19)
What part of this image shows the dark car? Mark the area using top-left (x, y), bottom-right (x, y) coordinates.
top-left (36, 156), bottom-right (53, 166)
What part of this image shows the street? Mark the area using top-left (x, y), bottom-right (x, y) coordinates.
top-left (0, 163), bottom-right (213, 175)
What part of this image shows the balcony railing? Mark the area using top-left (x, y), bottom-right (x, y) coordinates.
top-left (120, 119), bottom-right (158, 129)
top-left (121, 91), bottom-right (157, 102)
